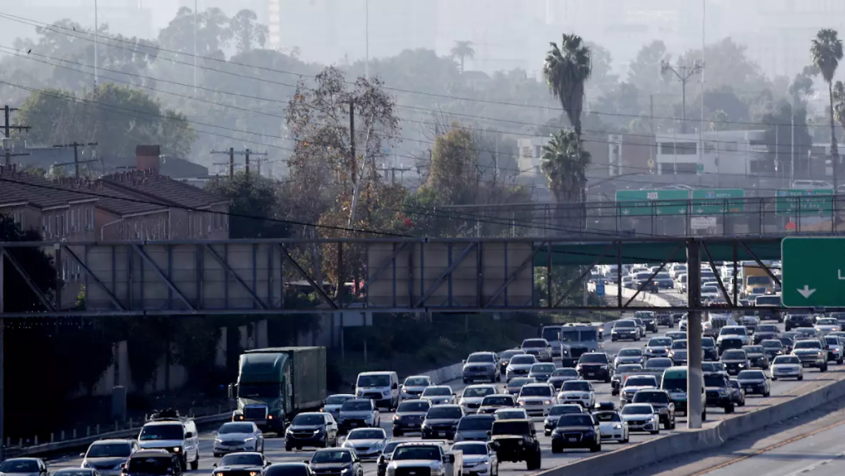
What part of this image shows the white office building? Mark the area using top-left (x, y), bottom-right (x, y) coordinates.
top-left (654, 130), bottom-right (768, 176)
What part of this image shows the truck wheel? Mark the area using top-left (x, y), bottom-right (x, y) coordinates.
top-left (822, 364), bottom-right (829, 372)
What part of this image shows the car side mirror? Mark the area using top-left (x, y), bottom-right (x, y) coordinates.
top-left (186, 432), bottom-right (194, 438)
top-left (80, 453), bottom-right (86, 458)
top-left (304, 460), bottom-right (311, 465)
top-left (212, 464), bottom-right (217, 468)
top-left (462, 360), bottom-right (466, 363)
top-left (392, 383), bottom-right (398, 390)
top-left (228, 383), bottom-right (236, 399)
top-left (120, 464), bottom-right (126, 470)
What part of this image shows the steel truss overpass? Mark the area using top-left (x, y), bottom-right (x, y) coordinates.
top-left (0, 237), bottom-right (788, 318)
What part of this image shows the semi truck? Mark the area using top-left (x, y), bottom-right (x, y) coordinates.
top-left (229, 346), bottom-right (327, 434)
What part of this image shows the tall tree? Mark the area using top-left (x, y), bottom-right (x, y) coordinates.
top-left (540, 130), bottom-right (591, 227)
top-left (230, 9), bottom-right (269, 54)
top-left (450, 41), bottom-right (475, 73)
top-left (811, 28), bottom-right (843, 188)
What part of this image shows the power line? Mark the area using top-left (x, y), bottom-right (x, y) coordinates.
top-left (0, 11), bottom-right (828, 130)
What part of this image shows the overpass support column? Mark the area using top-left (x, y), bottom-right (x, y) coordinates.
top-left (687, 239), bottom-right (703, 429)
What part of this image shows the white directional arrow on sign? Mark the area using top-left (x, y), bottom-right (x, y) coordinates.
top-left (797, 285), bottom-right (816, 299)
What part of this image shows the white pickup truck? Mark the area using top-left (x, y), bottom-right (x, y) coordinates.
top-left (386, 442), bottom-right (463, 476)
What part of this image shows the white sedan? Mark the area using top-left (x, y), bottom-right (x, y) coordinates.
top-left (593, 410), bottom-right (628, 444)
top-left (770, 355), bottom-right (804, 381)
top-left (620, 404), bottom-right (660, 435)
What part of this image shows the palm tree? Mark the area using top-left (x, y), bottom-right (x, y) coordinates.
top-left (543, 34), bottom-right (592, 139)
top-left (540, 130), bottom-right (591, 225)
top-left (450, 41), bottom-right (475, 73)
top-left (811, 28), bottom-right (843, 190)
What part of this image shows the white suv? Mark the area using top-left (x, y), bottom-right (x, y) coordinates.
top-left (137, 411), bottom-right (199, 470)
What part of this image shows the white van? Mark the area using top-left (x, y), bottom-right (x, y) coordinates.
top-left (791, 179), bottom-right (832, 190)
top-left (355, 371), bottom-right (400, 410)
top-left (137, 410), bottom-right (199, 470)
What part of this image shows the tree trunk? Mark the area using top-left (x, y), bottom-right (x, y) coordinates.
top-left (831, 82), bottom-right (839, 194)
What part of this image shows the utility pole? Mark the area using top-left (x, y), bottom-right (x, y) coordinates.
top-left (210, 148), bottom-right (266, 181)
top-left (661, 60), bottom-right (704, 134)
top-left (350, 99), bottom-right (356, 184)
top-left (650, 95), bottom-right (655, 172)
top-left (255, 157), bottom-right (269, 177)
top-left (52, 142), bottom-right (98, 178)
top-left (2, 106), bottom-right (30, 166)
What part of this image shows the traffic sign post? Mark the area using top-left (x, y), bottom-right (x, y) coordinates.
top-left (615, 190), bottom-right (690, 216)
top-left (782, 237), bottom-right (845, 307)
top-left (691, 189), bottom-right (745, 215)
top-left (775, 189), bottom-right (834, 216)
top-left (595, 279), bottom-right (606, 297)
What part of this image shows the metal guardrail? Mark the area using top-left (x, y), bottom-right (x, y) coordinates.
top-left (4, 412), bottom-right (232, 459)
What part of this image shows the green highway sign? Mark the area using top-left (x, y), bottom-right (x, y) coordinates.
top-left (782, 237), bottom-right (845, 307)
top-left (775, 189), bottom-right (834, 216)
top-left (691, 189), bottom-right (745, 215)
top-left (615, 190), bottom-right (690, 216)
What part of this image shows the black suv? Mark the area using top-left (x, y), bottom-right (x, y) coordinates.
top-left (631, 389), bottom-right (676, 430)
top-left (636, 312), bottom-right (659, 333)
top-left (704, 373), bottom-right (735, 414)
top-left (785, 314), bottom-right (814, 332)
top-left (575, 353), bottom-right (612, 383)
top-left (489, 419), bottom-right (541, 471)
top-left (550, 414), bottom-right (601, 453)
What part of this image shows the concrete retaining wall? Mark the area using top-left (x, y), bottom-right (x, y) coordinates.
top-left (539, 375), bottom-right (845, 476)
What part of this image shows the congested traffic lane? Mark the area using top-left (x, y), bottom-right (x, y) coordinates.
top-left (45, 314), bottom-right (845, 476)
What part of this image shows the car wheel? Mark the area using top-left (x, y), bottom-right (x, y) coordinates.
top-left (771, 376), bottom-right (777, 381)
top-left (551, 444), bottom-right (561, 454)
top-left (285, 443), bottom-right (293, 452)
top-left (191, 453), bottom-right (199, 471)
top-left (213, 453), bottom-right (221, 458)
top-left (798, 375), bottom-right (804, 381)
top-left (725, 404), bottom-right (735, 414)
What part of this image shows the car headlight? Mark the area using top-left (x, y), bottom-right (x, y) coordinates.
top-left (402, 388), bottom-right (408, 393)
top-left (393, 414), bottom-right (400, 420)
top-left (340, 468), bottom-right (350, 474)
top-left (244, 437), bottom-right (256, 442)
top-left (215, 438), bottom-right (224, 443)
top-left (81, 462), bottom-right (91, 469)
top-left (719, 389), bottom-right (727, 395)
top-left (518, 400), bottom-right (526, 405)
top-left (383, 390), bottom-right (391, 396)
top-left (173, 447), bottom-right (182, 452)
top-left (544, 400), bottom-right (552, 405)
top-left (613, 424), bottom-right (622, 429)
top-left (738, 363), bottom-right (745, 367)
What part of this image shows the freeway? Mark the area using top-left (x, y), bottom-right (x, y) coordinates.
top-left (44, 302), bottom-right (845, 476)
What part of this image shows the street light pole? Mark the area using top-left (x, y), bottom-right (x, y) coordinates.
top-left (365, 0), bottom-right (369, 80)
top-left (94, 0), bottom-right (99, 87)
top-left (194, 0), bottom-right (198, 93)
top-left (661, 60), bottom-right (704, 134)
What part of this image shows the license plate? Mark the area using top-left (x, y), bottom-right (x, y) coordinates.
top-left (432, 431), bottom-right (439, 437)
top-left (586, 372), bottom-right (594, 376)
top-left (567, 437), bottom-right (577, 442)
top-left (351, 422), bottom-right (359, 427)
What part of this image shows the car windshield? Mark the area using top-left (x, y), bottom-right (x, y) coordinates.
top-left (662, 377), bottom-right (686, 393)
top-left (562, 381), bottom-right (590, 392)
top-left (615, 321), bottom-right (635, 328)
top-left (464, 387), bottom-right (496, 398)
top-left (795, 341), bottom-right (822, 349)
top-left (357, 375), bottom-right (390, 387)
top-left (491, 421), bottom-right (531, 436)
top-left (635, 311), bottom-right (655, 319)
top-left (347, 429), bottom-right (384, 440)
top-left (423, 387), bottom-right (451, 396)
top-left (325, 395), bottom-right (354, 405)
top-left (621, 405), bottom-right (652, 415)
top-left (126, 457), bottom-right (172, 475)
top-left (762, 341), bottom-right (783, 349)
top-left (452, 443), bottom-right (487, 456)
top-left (311, 450), bottom-right (352, 464)
top-left (819, 319), bottom-right (839, 325)
top-left (0, 461), bottom-right (39, 472)
top-left (383, 441), bottom-right (406, 454)
top-left (458, 416), bottom-right (494, 430)
top-left (549, 405), bottom-right (581, 416)
top-left (704, 374), bottom-right (727, 387)
top-left (523, 339), bottom-right (547, 348)
top-left (557, 415), bottom-right (594, 426)
top-left (721, 328), bottom-right (746, 335)
top-left (495, 411), bottom-right (525, 419)
top-left (404, 377), bottom-right (430, 386)
top-left (703, 363), bottom-right (725, 371)
top-left (757, 326), bottom-right (779, 333)
top-left (139, 424), bottom-right (182, 441)
top-left (722, 350), bottom-right (746, 360)
top-left (531, 364), bottom-right (556, 373)
top-left (520, 386), bottom-right (552, 397)
top-left (542, 327), bottom-right (561, 341)
top-left (238, 384), bottom-right (279, 398)
top-left (702, 338), bottom-right (715, 347)
top-left (220, 422), bottom-right (256, 433)
top-left (341, 400), bottom-right (372, 411)
top-left (392, 447), bottom-right (440, 461)
top-left (646, 359), bottom-right (672, 369)
top-left (619, 349), bottom-right (642, 356)
top-left (774, 356), bottom-right (800, 365)
top-left (827, 337), bottom-right (841, 345)
top-left (738, 371), bottom-right (766, 379)
top-left (427, 407), bottom-right (462, 419)
top-left (508, 378), bottom-right (534, 388)
top-left (779, 338), bottom-right (794, 346)
top-left (501, 350), bottom-right (524, 359)
top-left (756, 296), bottom-right (780, 305)
top-left (626, 377), bottom-right (656, 387)
top-left (579, 354), bottom-right (607, 363)
top-left (744, 346), bottom-right (764, 354)
top-left (592, 412), bottom-right (621, 422)
top-left (481, 396), bottom-right (512, 406)
top-left (220, 454), bottom-right (264, 466)
top-left (87, 443), bottom-right (132, 458)
top-left (748, 276), bottom-right (772, 285)
top-left (634, 392), bottom-right (669, 403)
top-left (467, 354), bottom-right (495, 363)
top-left (510, 356), bottom-right (536, 365)
top-left (552, 369), bottom-right (578, 377)
top-left (617, 365), bottom-right (643, 373)
top-left (648, 338), bottom-right (672, 347)
top-left (672, 341), bottom-right (687, 349)
top-left (398, 401), bottom-right (430, 412)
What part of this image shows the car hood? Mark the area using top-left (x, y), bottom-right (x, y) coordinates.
top-left (553, 425), bottom-right (593, 434)
top-left (621, 414), bottom-right (653, 421)
top-left (737, 379), bottom-right (766, 385)
top-left (773, 363), bottom-right (800, 368)
top-left (324, 404), bottom-right (343, 412)
top-left (425, 418), bottom-right (460, 425)
top-left (289, 425), bottom-right (323, 432)
top-left (216, 432), bottom-right (254, 441)
top-left (462, 455), bottom-right (490, 465)
top-left (345, 438), bottom-right (383, 448)
top-left (746, 353), bottom-right (765, 358)
top-left (519, 396), bottom-right (552, 402)
top-left (311, 463), bottom-right (353, 471)
top-left (139, 440), bottom-right (183, 449)
top-left (793, 349), bottom-right (821, 355)
top-left (464, 363), bottom-right (494, 369)
top-left (721, 359), bottom-right (747, 364)
top-left (599, 421), bottom-right (623, 431)
top-left (457, 429), bottom-right (489, 437)
top-left (341, 411), bottom-right (375, 418)
top-left (460, 397), bottom-right (486, 404)
top-left (549, 376), bottom-right (577, 382)
top-left (508, 364), bottom-right (533, 370)
top-left (84, 457), bottom-right (127, 467)
top-left (215, 465), bottom-right (264, 472)
top-left (403, 386), bottom-right (429, 392)
top-left (396, 412), bottom-right (427, 418)
top-left (622, 386), bottom-right (654, 392)
top-left (390, 460), bottom-right (441, 468)
top-left (559, 391), bottom-right (590, 397)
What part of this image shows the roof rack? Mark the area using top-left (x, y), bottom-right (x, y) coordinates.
top-left (149, 408), bottom-right (185, 422)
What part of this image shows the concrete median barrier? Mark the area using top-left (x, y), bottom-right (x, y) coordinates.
top-left (537, 374), bottom-right (845, 476)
